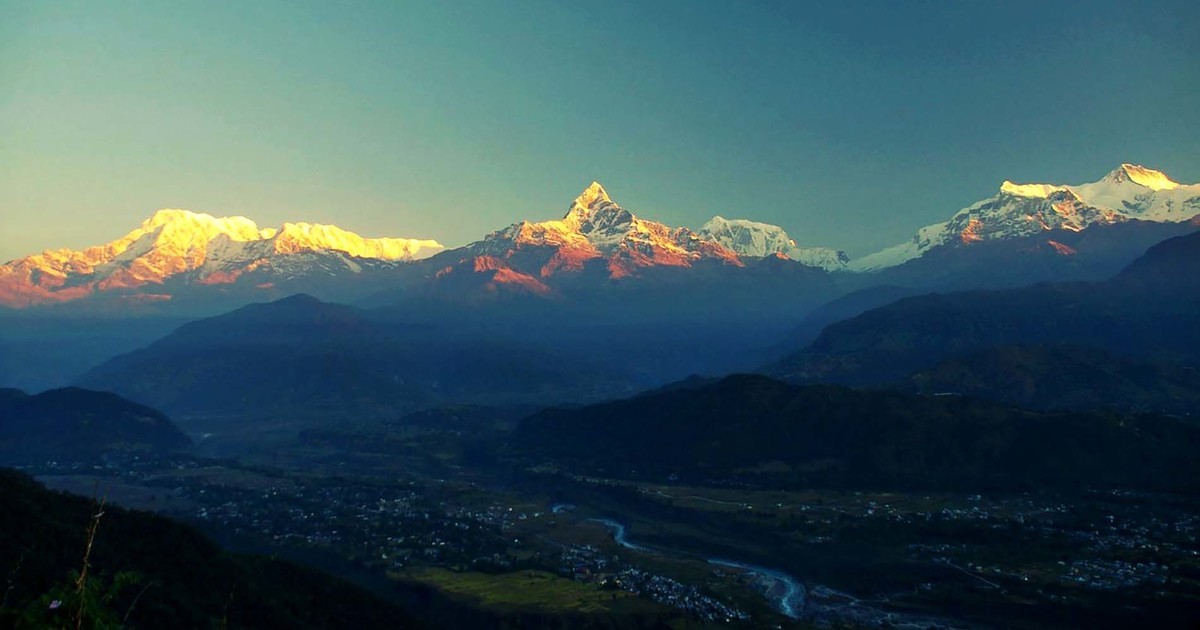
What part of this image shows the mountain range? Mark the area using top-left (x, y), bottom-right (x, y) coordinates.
top-left (3, 164), bottom-right (1196, 314)
top-left (89, 224), bottom-right (1200, 429)
top-left (3, 163), bottom-right (1199, 405)
top-left (0, 210), bottom-right (444, 311)
top-left (849, 163), bottom-right (1200, 271)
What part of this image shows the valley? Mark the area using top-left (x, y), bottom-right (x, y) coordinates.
top-left (8, 6), bottom-right (1200, 627)
top-left (3, 165), bottom-right (1200, 628)
top-left (18, 401), bottom-right (1200, 629)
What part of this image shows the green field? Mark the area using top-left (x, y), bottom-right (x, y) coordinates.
top-left (395, 568), bottom-right (662, 615)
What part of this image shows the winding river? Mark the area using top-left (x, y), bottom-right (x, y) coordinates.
top-left (583, 515), bottom-right (806, 619)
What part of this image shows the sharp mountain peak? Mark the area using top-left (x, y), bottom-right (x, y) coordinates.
top-left (1103, 163), bottom-right (1180, 191)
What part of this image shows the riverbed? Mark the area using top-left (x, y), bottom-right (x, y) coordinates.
top-left (583, 515), bottom-right (805, 619)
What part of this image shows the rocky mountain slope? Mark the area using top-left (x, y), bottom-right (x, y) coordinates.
top-left (697, 216), bottom-right (848, 270)
top-left (420, 182), bottom-right (743, 297)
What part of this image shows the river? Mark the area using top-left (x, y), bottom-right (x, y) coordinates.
top-left (583, 515), bottom-right (806, 619)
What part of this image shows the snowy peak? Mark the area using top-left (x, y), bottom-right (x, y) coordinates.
top-left (698, 216), bottom-right (848, 270)
top-left (465, 182), bottom-right (741, 280)
top-left (1102, 164), bottom-right (1180, 191)
top-left (141, 208), bottom-right (268, 239)
top-left (851, 164), bottom-right (1200, 272)
top-left (999, 181), bottom-right (1065, 199)
top-left (0, 209), bottom-right (444, 307)
top-left (572, 181), bottom-right (612, 210)
top-left (273, 222), bottom-right (443, 260)
top-left (561, 181), bottom-right (630, 235)
top-left (700, 216), bottom-right (795, 252)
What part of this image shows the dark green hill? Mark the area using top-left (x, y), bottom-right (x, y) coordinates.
top-left (76, 294), bottom-right (429, 416)
top-left (904, 344), bottom-right (1200, 414)
top-left (78, 294), bottom-right (626, 418)
top-left (513, 374), bottom-right (1200, 493)
top-left (0, 468), bottom-right (418, 628)
top-left (0, 387), bottom-right (190, 460)
top-left (769, 229), bottom-right (1200, 385)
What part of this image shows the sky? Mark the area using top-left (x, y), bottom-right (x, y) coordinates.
top-left (2, 0), bottom-right (1198, 263)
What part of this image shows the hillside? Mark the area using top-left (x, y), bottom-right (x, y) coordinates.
top-left (0, 387), bottom-right (191, 460)
top-left (78, 294), bottom-right (632, 418)
top-left (770, 229), bottom-right (1200, 385)
top-left (0, 469), bottom-right (418, 628)
top-left (512, 374), bottom-right (1200, 493)
top-left (904, 344), bottom-right (1200, 414)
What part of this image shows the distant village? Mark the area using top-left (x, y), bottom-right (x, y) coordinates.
top-left (23, 455), bottom-right (1200, 625)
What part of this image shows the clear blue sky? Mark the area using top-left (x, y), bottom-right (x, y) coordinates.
top-left (2, 0), bottom-right (1198, 262)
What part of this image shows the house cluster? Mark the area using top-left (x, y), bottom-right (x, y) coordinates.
top-left (1062, 559), bottom-right (1169, 590)
top-left (553, 543), bottom-right (749, 622)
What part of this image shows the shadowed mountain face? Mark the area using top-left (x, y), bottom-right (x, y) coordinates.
top-left (77, 294), bottom-right (634, 418)
top-left (769, 229), bottom-right (1200, 386)
top-left (0, 387), bottom-right (190, 460)
top-left (903, 344), bottom-right (1200, 414)
top-left (512, 374), bottom-right (1200, 493)
top-left (776, 285), bottom-right (929, 350)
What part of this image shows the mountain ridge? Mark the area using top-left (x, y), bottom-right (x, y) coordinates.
top-left (0, 209), bottom-right (444, 308)
top-left (452, 181), bottom-right (743, 284)
top-left (850, 164), bottom-right (1200, 271)
top-left (697, 215), bottom-right (849, 270)
top-left (3, 164), bottom-right (1198, 313)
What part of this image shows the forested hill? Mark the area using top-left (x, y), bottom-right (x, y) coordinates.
top-left (514, 374), bottom-right (1200, 493)
top-left (0, 469), bottom-right (419, 628)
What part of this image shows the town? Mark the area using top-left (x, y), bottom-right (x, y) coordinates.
top-left (20, 453), bottom-right (1200, 627)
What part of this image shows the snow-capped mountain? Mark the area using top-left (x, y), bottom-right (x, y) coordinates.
top-left (850, 164), bottom-right (1200, 272)
top-left (698, 216), bottom-right (849, 271)
top-left (7, 165), bottom-right (1195, 311)
top-left (0, 209), bottom-right (443, 307)
top-left (430, 182), bottom-right (742, 293)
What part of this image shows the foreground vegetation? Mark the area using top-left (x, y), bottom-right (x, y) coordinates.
top-left (0, 469), bottom-right (418, 629)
